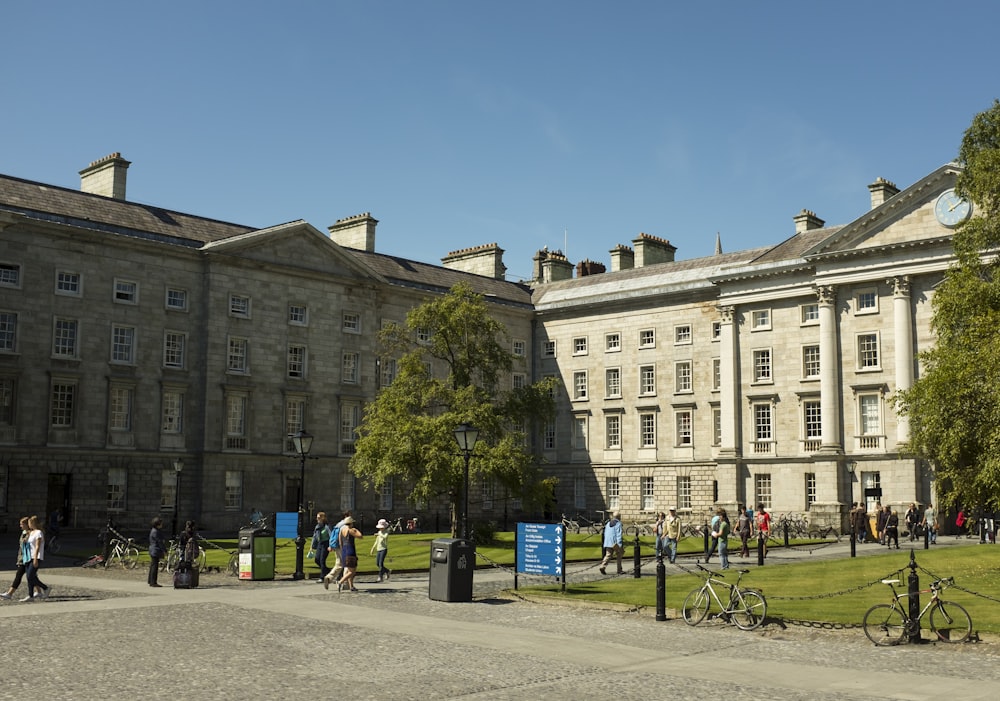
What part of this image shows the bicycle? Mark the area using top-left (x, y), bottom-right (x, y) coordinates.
top-left (160, 538), bottom-right (207, 572)
top-left (560, 513), bottom-right (580, 534)
top-left (200, 536), bottom-right (239, 576)
top-left (681, 564), bottom-right (768, 631)
top-left (625, 521), bottom-right (655, 537)
top-left (104, 537), bottom-right (140, 570)
top-left (862, 576), bottom-right (973, 645)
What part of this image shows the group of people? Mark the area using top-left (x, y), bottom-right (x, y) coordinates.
top-left (598, 503), bottom-right (772, 575)
top-left (315, 511), bottom-right (391, 592)
top-left (1, 515), bottom-right (53, 602)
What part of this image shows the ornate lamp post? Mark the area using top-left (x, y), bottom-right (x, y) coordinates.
top-left (290, 429), bottom-right (314, 581)
top-left (172, 458), bottom-right (183, 537)
top-left (453, 423), bottom-right (479, 540)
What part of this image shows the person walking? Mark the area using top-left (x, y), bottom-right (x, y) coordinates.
top-left (853, 503), bottom-right (868, 544)
top-left (0, 517), bottom-right (30, 601)
top-left (599, 511), bottom-right (624, 575)
top-left (148, 517), bottom-right (167, 587)
top-left (922, 503), bottom-right (938, 544)
top-left (737, 505), bottom-right (751, 558)
top-left (664, 507), bottom-right (681, 564)
top-left (371, 518), bottom-right (391, 582)
top-left (22, 514), bottom-right (50, 601)
top-left (706, 509), bottom-right (721, 562)
top-left (875, 504), bottom-right (889, 545)
top-left (311, 512), bottom-right (332, 580)
top-left (885, 509), bottom-right (900, 549)
top-left (905, 503), bottom-right (920, 542)
top-left (323, 511), bottom-right (352, 589)
top-left (955, 507), bottom-right (967, 539)
top-left (335, 516), bottom-right (363, 592)
top-left (755, 505), bottom-right (771, 559)
top-left (653, 511), bottom-right (666, 559)
top-left (713, 508), bottom-right (731, 569)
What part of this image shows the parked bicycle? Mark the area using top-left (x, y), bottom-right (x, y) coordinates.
top-left (625, 520), bottom-right (655, 537)
top-left (862, 576), bottom-right (972, 645)
top-left (105, 537), bottom-right (140, 570)
top-left (159, 538), bottom-right (207, 572)
top-left (560, 513), bottom-right (581, 534)
top-left (682, 563), bottom-right (768, 631)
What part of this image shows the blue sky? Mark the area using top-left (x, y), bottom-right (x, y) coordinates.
top-left (3, 1), bottom-right (998, 281)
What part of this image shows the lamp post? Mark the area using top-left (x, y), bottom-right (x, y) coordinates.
top-left (846, 460), bottom-right (857, 558)
top-left (172, 458), bottom-right (183, 537)
top-left (290, 429), bottom-right (314, 581)
top-left (453, 422), bottom-right (479, 540)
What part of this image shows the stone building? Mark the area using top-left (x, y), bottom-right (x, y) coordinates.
top-left (0, 154), bottom-right (968, 534)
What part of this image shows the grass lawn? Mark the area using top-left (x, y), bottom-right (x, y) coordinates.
top-left (63, 531), bottom-right (1000, 634)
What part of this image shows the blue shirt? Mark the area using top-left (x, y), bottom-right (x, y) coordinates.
top-left (603, 518), bottom-right (623, 547)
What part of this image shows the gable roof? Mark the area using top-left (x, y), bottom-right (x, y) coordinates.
top-left (0, 173), bottom-right (256, 246)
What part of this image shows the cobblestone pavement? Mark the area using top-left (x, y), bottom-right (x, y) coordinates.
top-left (1, 535), bottom-right (997, 700)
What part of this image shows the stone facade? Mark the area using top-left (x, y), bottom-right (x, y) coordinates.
top-left (0, 155), bottom-right (966, 535)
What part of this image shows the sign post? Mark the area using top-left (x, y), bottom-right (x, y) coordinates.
top-left (515, 522), bottom-right (566, 591)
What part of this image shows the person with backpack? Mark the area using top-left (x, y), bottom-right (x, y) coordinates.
top-left (311, 512), bottom-right (331, 580)
top-left (711, 508), bottom-right (731, 569)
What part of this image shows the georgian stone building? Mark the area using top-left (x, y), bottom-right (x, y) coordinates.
top-left (0, 154), bottom-right (965, 533)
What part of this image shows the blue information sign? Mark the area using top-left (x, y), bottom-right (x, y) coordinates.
top-left (516, 522), bottom-right (565, 576)
top-left (274, 511), bottom-right (299, 539)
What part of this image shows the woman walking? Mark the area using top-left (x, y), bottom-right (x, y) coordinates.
top-left (371, 518), bottom-right (391, 582)
top-left (335, 516), bottom-right (363, 592)
top-left (0, 517), bottom-right (30, 600)
top-left (148, 517), bottom-right (167, 587)
top-left (23, 514), bottom-right (51, 601)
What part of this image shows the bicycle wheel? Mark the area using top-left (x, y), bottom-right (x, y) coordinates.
top-left (731, 589), bottom-right (767, 630)
top-left (929, 600), bottom-right (973, 643)
top-left (48, 537), bottom-right (61, 554)
top-left (228, 552), bottom-right (239, 577)
top-left (863, 604), bottom-right (907, 646)
top-left (682, 587), bottom-right (711, 626)
top-left (123, 546), bottom-right (139, 569)
top-left (165, 549), bottom-right (180, 572)
top-left (195, 547), bottom-right (207, 570)
top-left (588, 524), bottom-right (601, 535)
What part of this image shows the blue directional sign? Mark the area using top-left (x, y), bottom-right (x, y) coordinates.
top-left (516, 522), bottom-right (565, 576)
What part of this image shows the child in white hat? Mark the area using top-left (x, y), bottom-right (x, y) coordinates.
top-left (371, 518), bottom-right (391, 582)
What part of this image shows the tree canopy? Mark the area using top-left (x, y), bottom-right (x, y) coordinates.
top-left (349, 282), bottom-right (558, 535)
top-left (896, 99), bottom-right (1000, 510)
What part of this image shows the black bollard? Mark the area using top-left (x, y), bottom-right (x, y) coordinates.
top-left (907, 550), bottom-right (921, 643)
top-left (783, 520), bottom-right (789, 547)
top-left (757, 533), bottom-right (765, 566)
top-left (655, 552), bottom-right (667, 621)
top-left (633, 531), bottom-right (641, 579)
top-left (703, 522), bottom-right (710, 560)
top-left (924, 521), bottom-right (930, 550)
top-left (850, 523), bottom-right (856, 558)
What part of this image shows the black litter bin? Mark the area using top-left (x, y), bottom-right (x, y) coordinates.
top-left (238, 527), bottom-right (275, 580)
top-left (428, 537), bottom-right (475, 602)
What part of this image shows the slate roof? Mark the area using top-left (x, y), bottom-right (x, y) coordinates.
top-left (0, 173), bottom-right (255, 247)
top-left (343, 249), bottom-right (533, 308)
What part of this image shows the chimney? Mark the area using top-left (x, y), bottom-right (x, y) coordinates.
top-left (540, 250), bottom-right (573, 283)
top-left (328, 213), bottom-right (378, 252)
top-left (442, 243), bottom-right (507, 280)
top-left (868, 177), bottom-right (899, 209)
top-left (576, 259), bottom-right (606, 277)
top-left (79, 152), bottom-right (130, 200)
top-left (609, 244), bottom-right (634, 272)
top-left (632, 233), bottom-right (676, 267)
top-left (793, 209), bottom-right (825, 234)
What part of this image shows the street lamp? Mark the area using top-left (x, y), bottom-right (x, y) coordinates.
top-left (453, 422), bottom-right (479, 540)
top-left (172, 458), bottom-right (183, 537)
top-left (290, 428), bottom-right (314, 581)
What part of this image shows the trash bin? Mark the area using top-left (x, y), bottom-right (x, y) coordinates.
top-left (428, 537), bottom-right (475, 602)
top-left (238, 527), bottom-right (275, 580)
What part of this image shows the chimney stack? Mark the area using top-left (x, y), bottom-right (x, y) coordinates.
top-left (609, 244), bottom-right (634, 272)
top-left (442, 243), bottom-right (507, 280)
top-left (793, 209), bottom-right (825, 234)
top-left (79, 152), bottom-right (130, 200)
top-left (328, 213), bottom-right (378, 252)
top-left (867, 177), bottom-right (899, 209)
top-left (632, 233), bottom-right (676, 267)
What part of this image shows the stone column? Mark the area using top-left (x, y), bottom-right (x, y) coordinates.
top-left (718, 305), bottom-right (740, 456)
top-left (817, 285), bottom-right (842, 453)
top-left (890, 276), bottom-right (914, 444)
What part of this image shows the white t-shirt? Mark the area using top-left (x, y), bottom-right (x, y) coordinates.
top-left (28, 529), bottom-right (45, 561)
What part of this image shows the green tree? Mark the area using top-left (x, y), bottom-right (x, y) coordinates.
top-left (349, 282), bottom-right (559, 536)
top-left (897, 100), bottom-right (1000, 509)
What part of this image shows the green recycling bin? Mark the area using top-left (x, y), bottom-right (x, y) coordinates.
top-left (238, 527), bottom-right (275, 580)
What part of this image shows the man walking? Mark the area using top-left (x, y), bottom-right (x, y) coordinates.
top-left (599, 511), bottom-right (623, 575)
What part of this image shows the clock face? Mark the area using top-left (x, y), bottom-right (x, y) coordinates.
top-left (935, 189), bottom-right (972, 228)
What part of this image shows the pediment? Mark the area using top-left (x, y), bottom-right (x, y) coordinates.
top-left (803, 163), bottom-right (962, 260)
top-left (201, 220), bottom-right (385, 283)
